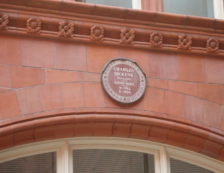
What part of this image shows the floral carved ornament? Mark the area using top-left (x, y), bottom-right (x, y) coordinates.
top-left (0, 14), bottom-right (9, 30)
top-left (58, 21), bottom-right (75, 38)
top-left (120, 28), bottom-right (135, 44)
top-left (27, 18), bottom-right (42, 33)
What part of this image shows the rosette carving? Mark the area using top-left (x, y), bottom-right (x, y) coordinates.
top-left (120, 28), bottom-right (135, 44)
top-left (150, 32), bottom-right (163, 48)
top-left (90, 25), bottom-right (104, 41)
top-left (178, 35), bottom-right (192, 50)
top-left (27, 18), bottom-right (41, 33)
top-left (0, 14), bottom-right (9, 30)
top-left (58, 21), bottom-right (74, 38)
top-left (206, 38), bottom-right (219, 53)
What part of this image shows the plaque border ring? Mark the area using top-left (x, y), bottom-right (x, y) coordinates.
top-left (101, 58), bottom-right (147, 104)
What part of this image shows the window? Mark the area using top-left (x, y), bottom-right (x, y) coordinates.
top-left (73, 149), bottom-right (155, 173)
top-left (163, 0), bottom-right (224, 19)
top-left (77, 0), bottom-right (141, 9)
top-left (170, 158), bottom-right (214, 173)
top-left (0, 137), bottom-right (223, 173)
top-left (0, 152), bottom-right (56, 173)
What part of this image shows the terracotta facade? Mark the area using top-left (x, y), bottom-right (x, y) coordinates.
top-left (0, 0), bottom-right (224, 163)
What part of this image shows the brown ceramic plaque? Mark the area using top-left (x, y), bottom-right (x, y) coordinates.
top-left (102, 58), bottom-right (146, 104)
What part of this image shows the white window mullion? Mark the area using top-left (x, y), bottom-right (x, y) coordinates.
top-left (132, 0), bottom-right (142, 9)
top-left (159, 147), bottom-right (170, 173)
top-left (213, 0), bottom-right (224, 19)
top-left (57, 142), bottom-right (73, 173)
top-left (154, 151), bottom-right (162, 173)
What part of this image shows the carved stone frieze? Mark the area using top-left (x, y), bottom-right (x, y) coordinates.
top-left (178, 35), bottom-right (192, 50)
top-left (206, 38), bottom-right (219, 53)
top-left (90, 25), bottom-right (104, 41)
top-left (58, 21), bottom-right (75, 38)
top-left (120, 28), bottom-right (135, 44)
top-left (150, 32), bottom-right (163, 48)
top-left (0, 14), bottom-right (8, 30)
top-left (0, 11), bottom-right (223, 56)
top-left (27, 18), bottom-right (41, 33)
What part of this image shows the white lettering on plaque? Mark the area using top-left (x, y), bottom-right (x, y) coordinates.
top-left (101, 58), bottom-right (146, 104)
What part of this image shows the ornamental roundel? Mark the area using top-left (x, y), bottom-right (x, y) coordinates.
top-left (101, 58), bottom-right (147, 104)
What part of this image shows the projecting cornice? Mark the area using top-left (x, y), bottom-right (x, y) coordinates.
top-left (0, 0), bottom-right (224, 56)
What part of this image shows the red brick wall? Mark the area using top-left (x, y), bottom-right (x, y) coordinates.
top-left (0, 34), bottom-right (223, 160)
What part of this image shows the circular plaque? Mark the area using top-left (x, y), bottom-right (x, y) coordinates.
top-left (101, 58), bottom-right (146, 104)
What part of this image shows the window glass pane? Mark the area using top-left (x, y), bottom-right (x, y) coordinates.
top-left (164, 0), bottom-right (214, 18)
top-left (73, 149), bottom-right (155, 173)
top-left (0, 152), bottom-right (56, 173)
top-left (170, 158), bottom-right (214, 173)
top-left (84, 0), bottom-right (132, 8)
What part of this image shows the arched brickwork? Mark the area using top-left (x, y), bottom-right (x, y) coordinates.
top-left (0, 111), bottom-right (224, 161)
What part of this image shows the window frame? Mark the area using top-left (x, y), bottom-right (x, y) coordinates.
top-left (77, 0), bottom-right (142, 10)
top-left (132, 0), bottom-right (142, 9)
top-left (163, 0), bottom-right (224, 19)
top-left (0, 137), bottom-right (223, 173)
top-left (213, 0), bottom-right (224, 19)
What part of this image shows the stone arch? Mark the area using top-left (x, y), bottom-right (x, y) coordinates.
top-left (0, 111), bottom-right (223, 162)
